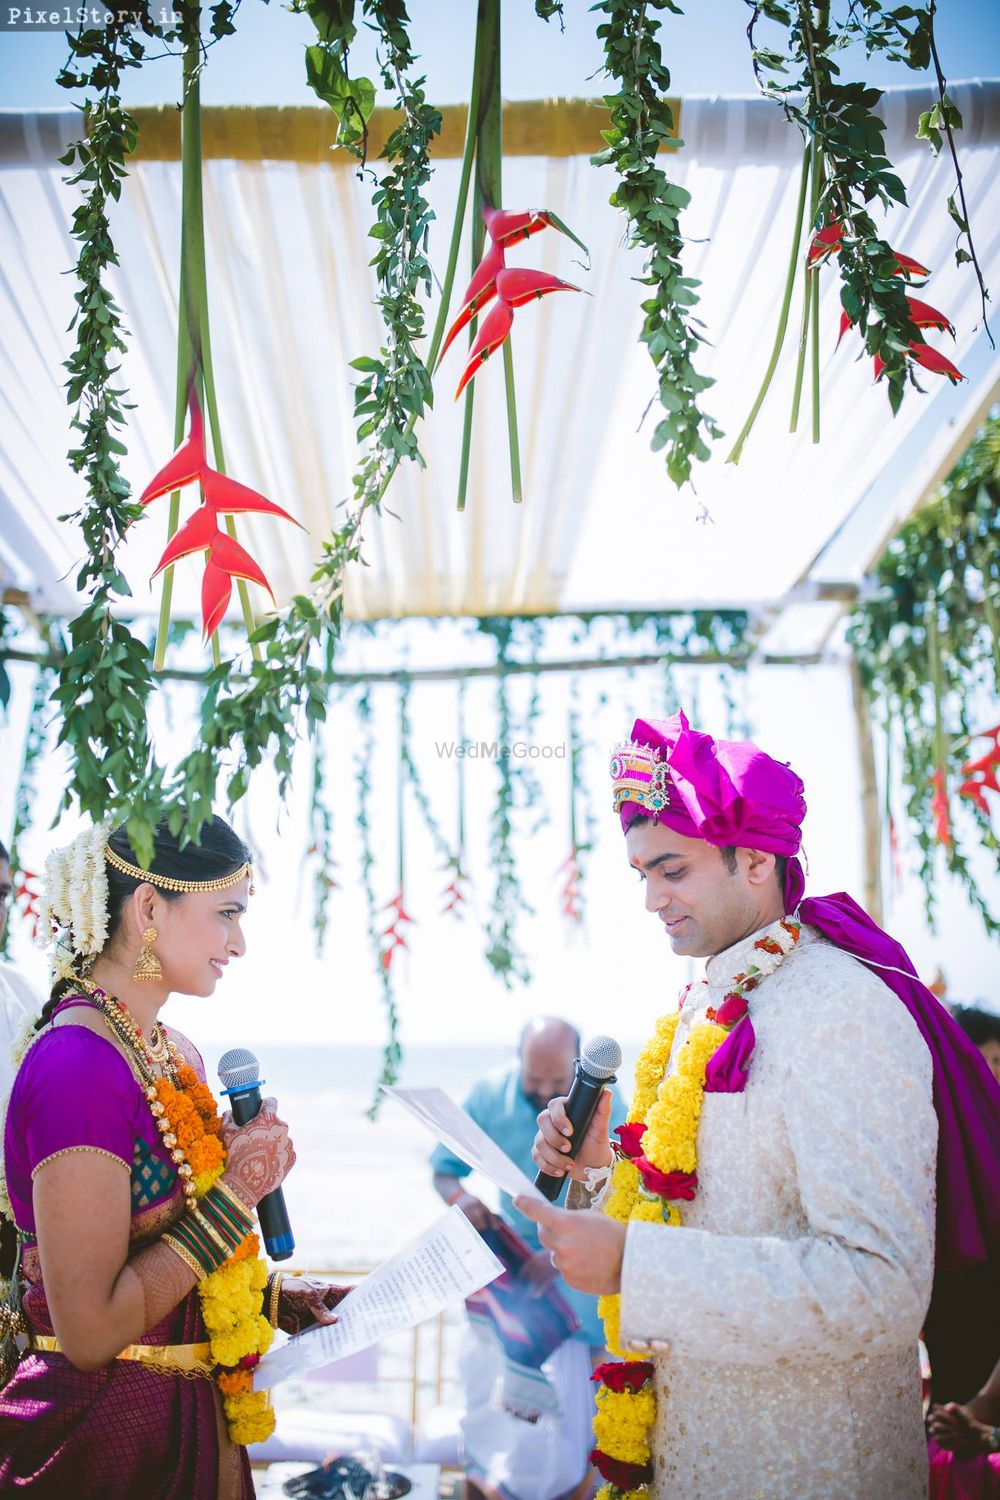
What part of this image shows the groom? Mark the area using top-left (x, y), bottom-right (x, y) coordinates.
top-left (516, 712), bottom-right (1000, 1500)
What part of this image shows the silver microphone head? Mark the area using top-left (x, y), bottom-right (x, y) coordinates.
top-left (581, 1034), bottom-right (623, 1080)
top-left (218, 1047), bottom-right (261, 1091)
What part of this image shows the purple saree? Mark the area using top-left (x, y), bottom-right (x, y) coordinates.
top-left (0, 1003), bottom-right (252, 1498)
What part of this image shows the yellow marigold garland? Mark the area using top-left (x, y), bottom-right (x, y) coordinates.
top-left (156, 1062), bottom-right (275, 1446)
top-left (593, 1012), bottom-right (724, 1498)
top-left (592, 917), bottom-right (802, 1499)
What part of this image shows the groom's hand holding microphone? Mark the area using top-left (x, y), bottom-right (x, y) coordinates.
top-left (515, 1036), bottom-right (626, 1297)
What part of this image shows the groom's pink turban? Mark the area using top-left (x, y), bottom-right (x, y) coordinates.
top-left (610, 710), bottom-right (806, 856)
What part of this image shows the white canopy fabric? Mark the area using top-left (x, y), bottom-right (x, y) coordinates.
top-left (1, 81), bottom-right (998, 637)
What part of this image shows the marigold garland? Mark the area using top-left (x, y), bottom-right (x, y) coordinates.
top-left (592, 917), bottom-right (801, 1500)
top-left (154, 1061), bottom-right (275, 1445)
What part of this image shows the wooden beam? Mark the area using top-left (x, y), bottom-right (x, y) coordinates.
top-left (124, 98), bottom-right (682, 164)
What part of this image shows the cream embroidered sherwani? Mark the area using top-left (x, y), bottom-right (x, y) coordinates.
top-left (593, 924), bottom-right (937, 1500)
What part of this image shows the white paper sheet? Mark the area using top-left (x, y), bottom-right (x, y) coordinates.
top-left (384, 1084), bottom-right (546, 1202)
top-left (255, 1207), bottom-right (504, 1390)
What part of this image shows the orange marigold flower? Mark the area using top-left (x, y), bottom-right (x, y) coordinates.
top-left (188, 1136), bottom-right (225, 1172)
top-left (175, 1116), bottom-right (203, 1148)
top-left (228, 1232), bottom-right (262, 1265)
top-left (217, 1369), bottom-right (254, 1396)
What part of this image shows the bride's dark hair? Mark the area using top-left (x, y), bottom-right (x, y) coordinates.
top-left (40, 815), bottom-right (250, 1022)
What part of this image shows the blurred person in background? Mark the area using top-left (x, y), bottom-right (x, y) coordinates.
top-left (927, 1354), bottom-right (1000, 1497)
top-left (431, 1016), bottom-right (627, 1500)
top-left (0, 838), bottom-right (44, 1282)
top-left (951, 1005), bottom-right (1000, 1086)
top-left (0, 838), bottom-right (44, 1101)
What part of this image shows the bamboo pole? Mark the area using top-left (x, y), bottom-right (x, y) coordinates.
top-left (850, 658), bottom-right (883, 924)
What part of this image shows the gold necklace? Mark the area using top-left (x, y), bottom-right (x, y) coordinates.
top-left (74, 979), bottom-right (178, 1088)
top-left (147, 1022), bottom-right (171, 1068)
top-left (75, 981), bottom-right (200, 1213)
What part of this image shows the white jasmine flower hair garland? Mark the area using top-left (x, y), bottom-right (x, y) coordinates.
top-left (39, 825), bottom-right (111, 980)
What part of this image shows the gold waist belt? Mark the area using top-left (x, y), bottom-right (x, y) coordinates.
top-left (30, 1335), bottom-right (214, 1378)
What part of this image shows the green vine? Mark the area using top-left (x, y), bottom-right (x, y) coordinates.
top-left (848, 412), bottom-right (1000, 933)
top-left (592, 0), bottom-right (721, 486)
top-left (51, 0), bottom-right (441, 863)
top-left (0, 607), bottom-right (13, 712)
top-left (484, 623), bottom-right (532, 987)
top-left (54, 12), bottom-right (163, 846)
top-left (308, 739), bottom-right (339, 951)
top-left (354, 687), bottom-right (403, 1112)
top-left (738, 0), bottom-right (988, 447)
top-left (294, 0), bottom-right (377, 160)
top-left (398, 681), bottom-right (462, 882)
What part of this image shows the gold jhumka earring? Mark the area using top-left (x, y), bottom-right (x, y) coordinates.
top-left (133, 927), bottom-right (162, 982)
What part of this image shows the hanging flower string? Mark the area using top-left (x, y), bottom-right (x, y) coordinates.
top-left (559, 849), bottom-right (582, 924)
top-left (438, 207), bottom-right (586, 399)
top-left (379, 888), bottom-right (414, 973)
top-left (811, 224), bottom-right (965, 386)
top-left (139, 385), bottom-right (303, 641)
top-left (441, 860), bottom-right (469, 918)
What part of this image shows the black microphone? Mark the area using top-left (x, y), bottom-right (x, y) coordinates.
top-left (533, 1034), bottom-right (623, 1203)
top-left (217, 1047), bottom-right (295, 1261)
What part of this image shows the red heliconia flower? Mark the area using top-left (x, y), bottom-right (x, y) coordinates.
top-left (893, 251), bottom-right (931, 280)
top-left (138, 394), bottom-right (206, 507)
top-left (808, 221), bottom-right (844, 265)
top-left (441, 204), bottom-right (587, 400)
top-left (559, 848), bottom-right (584, 923)
top-left (150, 503), bottom-right (219, 574)
top-left (202, 560), bottom-right (234, 642)
top-left (435, 241), bottom-right (507, 370)
top-left (874, 342), bottom-right (964, 384)
top-left (139, 383), bottom-right (302, 641)
top-left (910, 341), bottom-right (964, 382)
top-left (441, 879), bottom-right (466, 917)
top-left (14, 869), bottom-right (42, 940)
top-left (454, 299), bottom-right (515, 400)
top-left (906, 297), bottom-right (955, 336)
top-left (200, 468), bottom-right (299, 526)
top-left (958, 725), bottom-right (1000, 816)
top-left (482, 206), bottom-right (552, 246)
top-left (379, 888), bottom-right (415, 972)
top-left (930, 767), bottom-right (952, 847)
top-left (495, 266), bottom-right (580, 308)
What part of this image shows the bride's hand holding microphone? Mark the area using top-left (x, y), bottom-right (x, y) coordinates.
top-left (220, 1099), bottom-right (345, 1333)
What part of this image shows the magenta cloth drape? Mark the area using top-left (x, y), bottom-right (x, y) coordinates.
top-left (784, 862), bottom-right (1000, 1401)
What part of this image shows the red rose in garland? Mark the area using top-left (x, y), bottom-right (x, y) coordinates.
top-left (592, 1360), bottom-right (654, 1395)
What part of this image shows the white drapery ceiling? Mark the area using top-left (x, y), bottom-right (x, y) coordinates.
top-left (1, 81), bottom-right (998, 641)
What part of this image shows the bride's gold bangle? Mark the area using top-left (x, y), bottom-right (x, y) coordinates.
top-left (266, 1273), bottom-right (284, 1328)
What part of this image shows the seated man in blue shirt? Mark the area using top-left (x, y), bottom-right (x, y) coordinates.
top-left (431, 1016), bottom-right (628, 1499)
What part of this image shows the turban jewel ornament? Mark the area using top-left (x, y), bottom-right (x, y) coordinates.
top-left (611, 710), bottom-right (807, 858)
